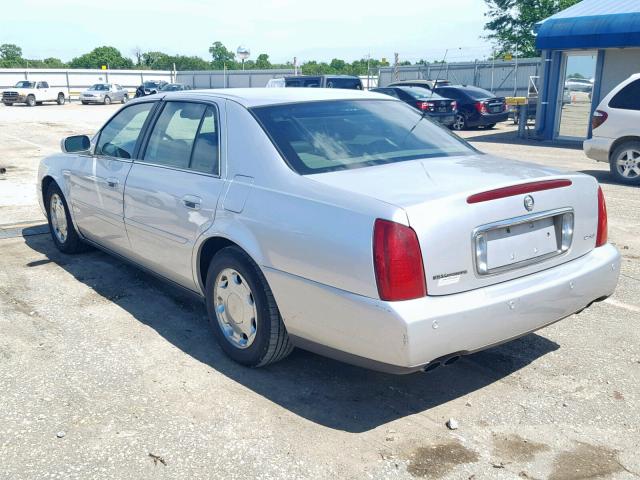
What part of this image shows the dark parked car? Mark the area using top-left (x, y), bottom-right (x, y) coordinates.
top-left (135, 80), bottom-right (169, 97)
top-left (160, 83), bottom-right (192, 92)
top-left (285, 75), bottom-right (363, 90)
top-left (388, 79), bottom-right (451, 90)
top-left (371, 86), bottom-right (457, 126)
top-left (433, 85), bottom-right (508, 130)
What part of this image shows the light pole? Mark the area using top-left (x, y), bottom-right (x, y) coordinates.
top-left (237, 46), bottom-right (250, 71)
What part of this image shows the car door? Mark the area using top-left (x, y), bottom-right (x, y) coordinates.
top-left (68, 101), bottom-right (157, 255)
top-left (37, 81), bottom-right (49, 101)
top-left (123, 99), bottom-right (225, 290)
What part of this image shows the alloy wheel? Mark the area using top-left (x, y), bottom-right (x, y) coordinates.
top-left (616, 149), bottom-right (640, 179)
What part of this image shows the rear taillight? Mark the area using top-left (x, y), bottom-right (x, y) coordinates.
top-left (373, 219), bottom-right (427, 301)
top-left (596, 186), bottom-right (608, 247)
top-left (475, 101), bottom-right (488, 114)
top-left (451, 100), bottom-right (457, 111)
top-left (417, 101), bottom-right (428, 111)
top-left (592, 110), bottom-right (608, 130)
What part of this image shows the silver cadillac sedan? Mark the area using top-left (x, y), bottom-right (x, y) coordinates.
top-left (38, 88), bottom-right (620, 374)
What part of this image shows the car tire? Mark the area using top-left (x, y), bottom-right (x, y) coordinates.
top-left (81, 101), bottom-right (88, 105)
top-left (103, 96), bottom-right (111, 105)
top-left (27, 95), bottom-right (36, 107)
top-left (485, 123), bottom-right (496, 129)
top-left (45, 183), bottom-right (88, 254)
top-left (205, 246), bottom-right (293, 367)
top-left (122, 94), bottom-right (128, 104)
top-left (56, 93), bottom-right (65, 105)
top-left (452, 113), bottom-right (467, 131)
top-left (610, 140), bottom-right (640, 185)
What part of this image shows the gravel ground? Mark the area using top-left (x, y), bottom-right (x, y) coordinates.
top-left (0, 104), bottom-right (639, 480)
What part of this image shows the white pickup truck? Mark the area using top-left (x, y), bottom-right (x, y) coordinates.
top-left (2, 81), bottom-right (66, 107)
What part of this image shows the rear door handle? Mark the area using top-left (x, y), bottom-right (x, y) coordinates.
top-left (182, 195), bottom-right (201, 210)
top-left (105, 177), bottom-right (119, 188)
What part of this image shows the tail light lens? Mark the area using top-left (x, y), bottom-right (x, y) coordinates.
top-left (373, 219), bottom-right (426, 301)
top-left (592, 110), bottom-right (608, 130)
top-left (475, 101), bottom-right (488, 114)
top-left (596, 186), bottom-right (608, 247)
top-left (417, 101), bottom-right (428, 111)
top-left (451, 100), bottom-right (457, 111)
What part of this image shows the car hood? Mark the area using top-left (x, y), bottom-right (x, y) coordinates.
top-left (307, 153), bottom-right (566, 208)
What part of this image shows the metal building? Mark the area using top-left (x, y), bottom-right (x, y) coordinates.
top-left (535, 0), bottom-right (640, 141)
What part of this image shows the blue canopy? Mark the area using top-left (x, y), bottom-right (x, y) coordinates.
top-left (536, 0), bottom-right (640, 50)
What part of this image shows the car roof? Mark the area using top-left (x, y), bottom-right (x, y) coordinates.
top-left (149, 87), bottom-right (391, 108)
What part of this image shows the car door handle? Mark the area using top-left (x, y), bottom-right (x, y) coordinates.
top-left (182, 195), bottom-right (201, 210)
top-left (105, 177), bottom-right (119, 188)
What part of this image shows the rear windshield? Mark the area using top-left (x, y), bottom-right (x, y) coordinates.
top-left (326, 77), bottom-right (362, 90)
top-left (251, 100), bottom-right (474, 175)
top-left (448, 86), bottom-right (494, 100)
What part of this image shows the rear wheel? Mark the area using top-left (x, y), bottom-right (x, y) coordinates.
top-left (45, 183), bottom-right (88, 254)
top-left (452, 113), bottom-right (467, 131)
top-left (26, 95), bottom-right (36, 107)
top-left (610, 141), bottom-right (640, 185)
top-left (56, 93), bottom-right (65, 105)
top-left (205, 246), bottom-right (293, 367)
top-left (103, 96), bottom-right (111, 105)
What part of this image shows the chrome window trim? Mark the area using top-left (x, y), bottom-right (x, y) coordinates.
top-left (471, 207), bottom-right (574, 277)
top-left (137, 99), bottom-right (222, 178)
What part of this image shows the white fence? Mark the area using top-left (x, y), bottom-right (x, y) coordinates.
top-left (378, 59), bottom-right (542, 97)
top-left (0, 68), bottom-right (174, 98)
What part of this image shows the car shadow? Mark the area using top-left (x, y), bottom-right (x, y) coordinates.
top-left (24, 232), bottom-right (560, 433)
top-left (463, 128), bottom-right (583, 150)
top-left (580, 169), bottom-right (639, 187)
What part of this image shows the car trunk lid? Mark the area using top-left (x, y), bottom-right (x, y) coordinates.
top-left (308, 154), bottom-right (599, 296)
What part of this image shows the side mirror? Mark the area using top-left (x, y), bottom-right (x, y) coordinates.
top-left (61, 135), bottom-right (91, 153)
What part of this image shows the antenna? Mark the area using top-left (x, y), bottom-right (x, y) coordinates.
top-left (428, 47), bottom-right (460, 98)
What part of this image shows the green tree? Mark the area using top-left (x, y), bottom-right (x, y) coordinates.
top-left (141, 51), bottom-right (170, 69)
top-left (484, 0), bottom-right (581, 57)
top-left (69, 46), bottom-right (134, 69)
top-left (255, 53), bottom-right (271, 69)
top-left (0, 43), bottom-right (24, 67)
top-left (208, 41), bottom-right (236, 69)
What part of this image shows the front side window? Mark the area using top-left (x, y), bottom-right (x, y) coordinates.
top-left (609, 80), bottom-right (640, 110)
top-left (96, 102), bottom-right (155, 159)
top-left (143, 102), bottom-right (219, 173)
top-left (252, 100), bottom-right (474, 175)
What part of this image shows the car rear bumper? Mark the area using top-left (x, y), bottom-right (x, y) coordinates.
top-left (583, 136), bottom-right (613, 163)
top-left (265, 243), bottom-right (620, 373)
top-left (428, 112), bottom-right (455, 126)
top-left (471, 112), bottom-right (509, 126)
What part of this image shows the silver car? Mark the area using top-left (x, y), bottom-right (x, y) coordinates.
top-left (38, 89), bottom-right (620, 373)
top-left (80, 83), bottom-right (129, 105)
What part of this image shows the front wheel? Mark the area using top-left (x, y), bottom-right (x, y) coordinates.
top-left (103, 96), bottom-right (112, 105)
top-left (122, 94), bottom-right (128, 104)
top-left (56, 93), bottom-right (65, 105)
top-left (3, 102), bottom-right (13, 106)
top-left (26, 95), bottom-right (36, 107)
top-left (205, 246), bottom-right (293, 367)
top-left (452, 113), bottom-right (467, 131)
top-left (45, 184), bottom-right (88, 254)
top-left (610, 141), bottom-right (640, 185)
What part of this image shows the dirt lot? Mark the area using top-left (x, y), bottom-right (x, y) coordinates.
top-left (1, 104), bottom-right (639, 480)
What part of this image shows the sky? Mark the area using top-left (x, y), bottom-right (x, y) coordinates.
top-left (2, 0), bottom-right (493, 64)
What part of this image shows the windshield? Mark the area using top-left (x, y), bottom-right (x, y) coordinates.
top-left (161, 84), bottom-right (181, 91)
top-left (326, 77), bottom-right (362, 90)
top-left (15, 81), bottom-right (35, 88)
top-left (251, 100), bottom-right (474, 175)
top-left (144, 81), bottom-right (159, 88)
top-left (399, 87), bottom-right (445, 100)
top-left (90, 84), bottom-right (109, 91)
top-left (454, 86), bottom-right (494, 100)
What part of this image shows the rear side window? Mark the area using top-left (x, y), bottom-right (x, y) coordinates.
top-left (252, 100), bottom-right (474, 175)
top-left (96, 102), bottom-right (155, 159)
top-left (143, 102), bottom-right (219, 174)
top-left (609, 79), bottom-right (640, 110)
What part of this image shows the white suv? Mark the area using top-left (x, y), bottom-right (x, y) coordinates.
top-left (584, 73), bottom-right (640, 185)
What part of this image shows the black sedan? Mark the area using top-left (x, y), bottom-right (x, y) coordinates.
top-left (433, 85), bottom-right (508, 130)
top-left (160, 83), bottom-right (192, 92)
top-left (371, 86), bottom-right (457, 126)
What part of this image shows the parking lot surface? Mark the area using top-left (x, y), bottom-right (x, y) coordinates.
top-left (1, 104), bottom-right (639, 480)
